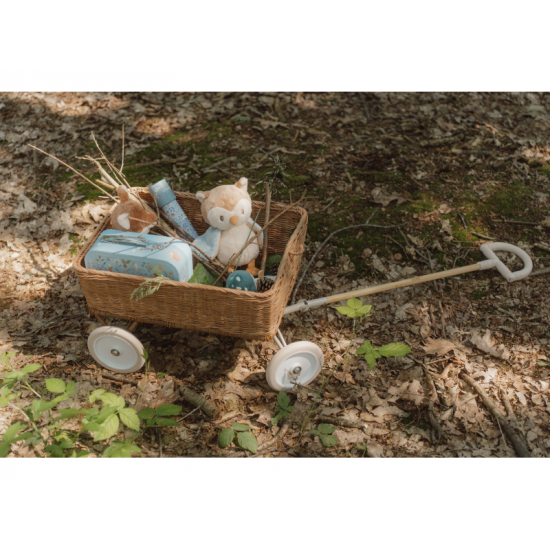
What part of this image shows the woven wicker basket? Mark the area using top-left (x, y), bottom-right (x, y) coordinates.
top-left (74, 188), bottom-right (307, 341)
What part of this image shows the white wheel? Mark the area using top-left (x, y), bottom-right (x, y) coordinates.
top-left (266, 341), bottom-right (324, 391)
top-left (88, 326), bottom-right (145, 374)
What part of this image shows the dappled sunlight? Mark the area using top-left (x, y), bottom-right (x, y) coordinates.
top-left (2, 92), bottom-right (550, 457)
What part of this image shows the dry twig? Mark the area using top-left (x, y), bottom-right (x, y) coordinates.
top-left (290, 208), bottom-right (407, 304)
top-left (461, 373), bottom-right (530, 457)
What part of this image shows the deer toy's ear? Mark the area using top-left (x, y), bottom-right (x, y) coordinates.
top-left (196, 190), bottom-right (210, 203)
top-left (235, 177), bottom-right (248, 192)
top-left (117, 186), bottom-right (130, 201)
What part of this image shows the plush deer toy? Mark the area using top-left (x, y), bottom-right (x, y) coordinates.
top-left (194, 178), bottom-right (263, 275)
top-left (110, 186), bottom-right (157, 234)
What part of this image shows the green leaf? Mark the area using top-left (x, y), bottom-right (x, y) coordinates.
top-left (137, 408), bottom-right (156, 420)
top-left (237, 431), bottom-right (258, 453)
top-left (0, 396), bottom-right (8, 407)
top-left (51, 409), bottom-right (81, 422)
top-left (334, 306), bottom-right (356, 318)
top-left (72, 450), bottom-right (91, 458)
top-left (356, 339), bottom-right (381, 369)
top-left (319, 434), bottom-right (338, 447)
top-left (2, 421), bottom-right (26, 444)
top-left (98, 392), bottom-right (125, 409)
top-left (45, 378), bottom-right (66, 394)
top-left (22, 363), bottom-right (41, 374)
top-left (65, 381), bottom-right (76, 395)
top-left (146, 419), bottom-right (156, 427)
top-left (155, 404), bottom-right (182, 417)
top-left (95, 406), bottom-right (118, 424)
top-left (232, 421), bottom-right (252, 432)
top-left (118, 408), bottom-right (140, 431)
top-left (189, 263), bottom-right (223, 286)
top-left (141, 348), bottom-right (149, 361)
top-left (45, 444), bottom-right (64, 457)
top-left (277, 391), bottom-right (291, 410)
top-left (103, 440), bottom-right (141, 458)
top-left (93, 414), bottom-right (120, 441)
top-left (83, 422), bottom-right (100, 433)
top-left (537, 361), bottom-right (550, 367)
top-left (3, 371), bottom-right (25, 381)
top-left (377, 343), bottom-right (412, 358)
top-left (317, 423), bottom-right (337, 435)
top-left (89, 388), bottom-right (106, 404)
top-left (218, 428), bottom-right (235, 448)
top-left (153, 417), bottom-right (178, 427)
top-left (309, 429), bottom-right (319, 436)
top-left (85, 407), bottom-right (99, 420)
top-left (271, 410), bottom-right (289, 425)
top-left (347, 297), bottom-right (363, 310)
top-left (0, 441), bottom-right (11, 457)
top-left (356, 304), bottom-right (373, 316)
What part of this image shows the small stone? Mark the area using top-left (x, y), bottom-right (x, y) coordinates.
top-left (394, 253), bottom-right (402, 261)
top-left (363, 248), bottom-right (372, 257)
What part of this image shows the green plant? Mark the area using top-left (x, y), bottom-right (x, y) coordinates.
top-left (271, 391), bottom-right (294, 425)
top-left (356, 443), bottom-right (368, 457)
top-left (137, 404), bottom-right (182, 427)
top-left (310, 423), bottom-right (337, 447)
top-left (356, 340), bottom-right (411, 369)
top-left (131, 267), bottom-right (170, 302)
top-left (102, 439), bottom-right (142, 458)
top-left (0, 351), bottom-right (180, 458)
top-left (218, 421), bottom-right (258, 454)
top-left (301, 297), bottom-right (411, 432)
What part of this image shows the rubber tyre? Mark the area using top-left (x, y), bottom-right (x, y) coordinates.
top-left (88, 326), bottom-right (145, 374)
top-left (266, 341), bottom-right (324, 391)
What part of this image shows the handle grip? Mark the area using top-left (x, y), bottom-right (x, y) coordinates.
top-left (478, 242), bottom-right (532, 282)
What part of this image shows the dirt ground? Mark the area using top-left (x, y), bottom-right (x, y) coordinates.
top-left (2, 92), bottom-right (550, 457)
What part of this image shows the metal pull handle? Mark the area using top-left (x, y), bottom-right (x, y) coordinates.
top-left (478, 242), bottom-right (533, 282)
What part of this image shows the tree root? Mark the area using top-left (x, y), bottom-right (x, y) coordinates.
top-left (461, 373), bottom-right (530, 457)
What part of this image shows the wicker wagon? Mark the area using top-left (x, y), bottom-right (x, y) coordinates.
top-left (75, 188), bottom-right (534, 392)
top-left (75, 188), bottom-right (325, 391)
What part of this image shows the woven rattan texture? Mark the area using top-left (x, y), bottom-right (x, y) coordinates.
top-left (74, 189), bottom-right (307, 340)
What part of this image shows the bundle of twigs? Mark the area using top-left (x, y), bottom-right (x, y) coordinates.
top-left (29, 132), bottom-right (306, 289)
top-left (29, 132), bottom-right (228, 281)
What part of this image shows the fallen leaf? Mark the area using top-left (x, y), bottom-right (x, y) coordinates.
top-left (371, 187), bottom-right (407, 207)
top-left (441, 219), bottom-right (452, 235)
top-left (516, 391), bottom-right (527, 406)
top-left (372, 405), bottom-right (406, 418)
top-left (470, 329), bottom-right (510, 360)
top-left (422, 338), bottom-right (456, 356)
top-left (367, 442), bottom-right (384, 458)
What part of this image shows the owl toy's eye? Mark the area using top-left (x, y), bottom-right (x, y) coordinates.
top-left (220, 216), bottom-right (224, 221)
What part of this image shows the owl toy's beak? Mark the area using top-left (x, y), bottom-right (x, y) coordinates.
top-left (230, 216), bottom-right (239, 225)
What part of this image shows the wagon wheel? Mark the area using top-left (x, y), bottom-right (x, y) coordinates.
top-left (266, 341), bottom-right (324, 391)
top-left (88, 326), bottom-right (145, 374)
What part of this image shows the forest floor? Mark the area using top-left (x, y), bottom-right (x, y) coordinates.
top-left (2, 92), bottom-right (550, 457)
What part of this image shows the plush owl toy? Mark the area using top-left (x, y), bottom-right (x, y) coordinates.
top-left (194, 178), bottom-right (263, 275)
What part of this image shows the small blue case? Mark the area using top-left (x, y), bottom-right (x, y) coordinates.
top-left (85, 230), bottom-right (193, 283)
